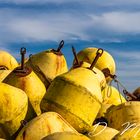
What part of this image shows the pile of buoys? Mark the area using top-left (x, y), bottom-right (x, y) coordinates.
top-left (0, 41), bottom-right (139, 139)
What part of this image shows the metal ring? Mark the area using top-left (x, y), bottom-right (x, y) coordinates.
top-left (59, 40), bottom-right (64, 47)
top-left (20, 47), bottom-right (26, 54)
top-left (96, 48), bottom-right (104, 56)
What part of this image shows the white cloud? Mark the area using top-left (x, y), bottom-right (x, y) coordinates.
top-left (90, 12), bottom-right (140, 34)
top-left (0, 8), bottom-right (93, 44)
top-left (1, 9), bottom-right (140, 45)
top-left (112, 50), bottom-right (140, 60)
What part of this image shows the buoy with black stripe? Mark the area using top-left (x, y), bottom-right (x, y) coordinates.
top-left (41, 49), bottom-right (103, 133)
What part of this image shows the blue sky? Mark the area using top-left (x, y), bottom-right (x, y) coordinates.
top-left (0, 0), bottom-right (140, 92)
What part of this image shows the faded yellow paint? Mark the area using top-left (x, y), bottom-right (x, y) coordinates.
top-left (16, 112), bottom-right (78, 140)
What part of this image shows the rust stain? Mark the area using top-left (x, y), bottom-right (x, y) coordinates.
top-left (23, 130), bottom-right (26, 140)
top-left (45, 119), bottom-right (51, 134)
top-left (20, 78), bottom-right (26, 91)
top-left (55, 55), bottom-right (61, 75)
top-left (78, 51), bottom-right (90, 63)
top-left (84, 55), bottom-right (91, 63)
top-left (4, 93), bottom-right (10, 106)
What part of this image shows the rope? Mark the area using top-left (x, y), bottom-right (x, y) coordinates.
top-left (113, 76), bottom-right (128, 101)
top-left (107, 80), bottom-right (113, 97)
top-left (116, 79), bottom-right (123, 103)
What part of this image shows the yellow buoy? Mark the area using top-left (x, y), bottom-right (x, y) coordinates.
top-left (71, 47), bottom-right (106, 90)
top-left (0, 83), bottom-right (28, 136)
top-left (3, 48), bottom-right (46, 116)
top-left (88, 125), bottom-right (119, 140)
top-left (16, 112), bottom-right (77, 140)
top-left (106, 101), bottom-right (140, 131)
top-left (42, 132), bottom-right (90, 140)
top-left (3, 69), bottom-right (46, 116)
top-left (26, 40), bottom-right (68, 88)
top-left (76, 47), bottom-right (116, 82)
top-left (41, 66), bottom-right (102, 133)
top-left (72, 61), bottom-right (106, 90)
top-left (102, 85), bottom-right (126, 105)
top-left (113, 126), bottom-right (140, 140)
top-left (0, 50), bottom-right (18, 70)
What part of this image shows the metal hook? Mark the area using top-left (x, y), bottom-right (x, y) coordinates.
top-left (56, 40), bottom-right (64, 52)
top-left (72, 46), bottom-right (80, 66)
top-left (89, 48), bottom-right (104, 70)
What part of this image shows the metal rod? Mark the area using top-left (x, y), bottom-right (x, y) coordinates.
top-left (20, 47), bottom-right (26, 70)
top-left (72, 46), bottom-right (79, 66)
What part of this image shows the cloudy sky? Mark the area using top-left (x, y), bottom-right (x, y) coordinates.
top-left (0, 0), bottom-right (140, 92)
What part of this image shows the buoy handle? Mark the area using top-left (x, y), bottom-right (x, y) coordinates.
top-left (56, 40), bottom-right (64, 52)
top-left (72, 46), bottom-right (79, 66)
top-left (20, 47), bottom-right (26, 54)
top-left (20, 47), bottom-right (26, 70)
top-left (102, 68), bottom-right (116, 78)
top-left (89, 48), bottom-right (104, 70)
